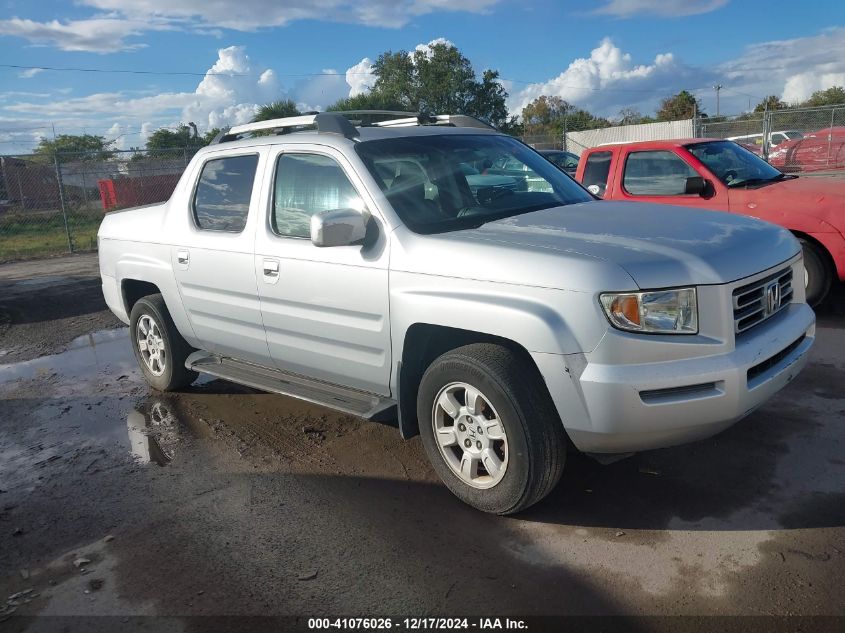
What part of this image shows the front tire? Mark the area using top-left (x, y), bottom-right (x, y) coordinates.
top-left (130, 294), bottom-right (197, 391)
top-left (800, 238), bottom-right (831, 307)
top-left (417, 343), bottom-right (566, 515)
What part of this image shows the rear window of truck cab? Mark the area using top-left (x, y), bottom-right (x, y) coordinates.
top-left (192, 154), bottom-right (259, 232)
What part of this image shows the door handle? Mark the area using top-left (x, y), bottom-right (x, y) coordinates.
top-left (177, 250), bottom-right (189, 265)
top-left (263, 260), bottom-right (279, 276)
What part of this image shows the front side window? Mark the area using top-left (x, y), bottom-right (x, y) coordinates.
top-left (686, 141), bottom-right (783, 187)
top-left (193, 155), bottom-right (259, 232)
top-left (355, 134), bottom-right (592, 234)
top-left (272, 154), bottom-right (365, 238)
top-left (623, 150), bottom-right (698, 196)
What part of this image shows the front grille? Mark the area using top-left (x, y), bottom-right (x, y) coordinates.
top-left (733, 267), bottom-right (793, 334)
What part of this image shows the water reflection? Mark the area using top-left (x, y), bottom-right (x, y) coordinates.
top-left (0, 328), bottom-right (135, 384)
top-left (126, 401), bottom-right (180, 466)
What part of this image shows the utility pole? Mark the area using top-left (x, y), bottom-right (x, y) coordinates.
top-left (713, 84), bottom-right (723, 118)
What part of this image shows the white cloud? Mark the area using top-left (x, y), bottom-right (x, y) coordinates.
top-left (508, 38), bottom-right (690, 116)
top-left (3, 46), bottom-right (283, 150)
top-left (414, 37), bottom-right (454, 57)
top-left (783, 72), bottom-right (845, 104)
top-left (0, 2), bottom-right (498, 53)
top-left (346, 58), bottom-right (375, 97)
top-left (18, 68), bottom-right (44, 79)
top-left (105, 122), bottom-right (130, 150)
top-left (292, 69), bottom-right (349, 113)
top-left (0, 16), bottom-right (170, 53)
top-left (718, 27), bottom-right (845, 106)
top-left (595, 0), bottom-right (729, 18)
top-left (80, 0), bottom-right (499, 31)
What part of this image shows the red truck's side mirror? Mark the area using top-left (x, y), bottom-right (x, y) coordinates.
top-left (684, 176), bottom-right (708, 196)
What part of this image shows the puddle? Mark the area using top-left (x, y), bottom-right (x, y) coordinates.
top-left (0, 328), bottom-right (197, 490)
top-left (0, 328), bottom-right (135, 385)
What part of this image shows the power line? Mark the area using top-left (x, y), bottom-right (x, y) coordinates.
top-left (0, 63), bottom-right (369, 78)
top-left (0, 63), bottom-right (768, 98)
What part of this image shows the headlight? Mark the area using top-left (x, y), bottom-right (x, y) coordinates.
top-left (600, 288), bottom-right (698, 334)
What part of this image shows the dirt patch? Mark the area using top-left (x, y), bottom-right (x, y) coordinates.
top-left (0, 254), bottom-right (120, 363)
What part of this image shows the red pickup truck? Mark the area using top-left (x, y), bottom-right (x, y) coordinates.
top-left (574, 138), bottom-right (845, 305)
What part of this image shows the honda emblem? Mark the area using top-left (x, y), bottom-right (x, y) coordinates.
top-left (765, 281), bottom-right (781, 315)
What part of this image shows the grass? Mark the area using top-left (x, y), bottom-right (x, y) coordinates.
top-left (0, 209), bottom-right (102, 262)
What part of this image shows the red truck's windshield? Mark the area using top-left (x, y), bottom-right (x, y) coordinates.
top-left (686, 141), bottom-right (784, 187)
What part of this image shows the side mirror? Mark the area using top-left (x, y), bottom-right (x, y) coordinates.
top-left (587, 183), bottom-right (605, 198)
top-left (310, 208), bottom-right (369, 247)
top-left (684, 176), bottom-right (707, 196)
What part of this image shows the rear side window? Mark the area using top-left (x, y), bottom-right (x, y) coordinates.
top-left (582, 151), bottom-right (612, 196)
top-left (272, 153), bottom-right (364, 238)
top-left (193, 155), bottom-right (259, 232)
top-left (623, 150), bottom-right (698, 196)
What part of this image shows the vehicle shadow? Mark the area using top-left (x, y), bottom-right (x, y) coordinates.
top-left (0, 276), bottom-right (112, 325)
top-left (173, 359), bottom-right (845, 534)
top-left (522, 363), bottom-right (845, 531)
top-left (815, 282), bottom-right (845, 328)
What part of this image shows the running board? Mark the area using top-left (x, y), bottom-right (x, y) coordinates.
top-left (185, 352), bottom-right (396, 421)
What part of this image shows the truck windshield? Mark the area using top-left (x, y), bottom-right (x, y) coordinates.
top-left (355, 134), bottom-right (593, 234)
top-left (686, 140), bottom-right (784, 187)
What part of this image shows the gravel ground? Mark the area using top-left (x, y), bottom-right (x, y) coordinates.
top-left (0, 255), bottom-right (844, 631)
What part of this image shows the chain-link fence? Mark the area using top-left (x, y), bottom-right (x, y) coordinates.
top-left (520, 134), bottom-right (564, 150)
top-left (3, 106), bottom-right (845, 263)
top-left (0, 147), bottom-right (197, 262)
top-left (697, 105), bottom-right (845, 172)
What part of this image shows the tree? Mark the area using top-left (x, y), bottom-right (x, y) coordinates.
top-left (520, 95), bottom-right (611, 140)
top-left (754, 95), bottom-right (786, 112)
top-left (326, 92), bottom-right (403, 123)
top-left (252, 99), bottom-right (300, 121)
top-left (144, 124), bottom-right (210, 157)
top-left (33, 134), bottom-right (114, 163)
top-left (801, 86), bottom-right (845, 107)
top-left (656, 90), bottom-right (703, 121)
top-left (617, 107), bottom-right (653, 125)
top-left (369, 42), bottom-right (510, 127)
top-left (522, 95), bottom-right (569, 131)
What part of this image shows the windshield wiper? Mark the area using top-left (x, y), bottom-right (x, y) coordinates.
top-left (727, 173), bottom-right (788, 188)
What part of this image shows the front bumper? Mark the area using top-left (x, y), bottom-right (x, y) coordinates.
top-left (535, 302), bottom-right (815, 454)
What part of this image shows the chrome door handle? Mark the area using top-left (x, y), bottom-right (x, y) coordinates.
top-left (263, 260), bottom-right (279, 276)
top-left (177, 250), bottom-right (189, 265)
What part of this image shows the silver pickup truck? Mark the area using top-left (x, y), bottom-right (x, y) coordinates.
top-left (98, 112), bottom-right (815, 514)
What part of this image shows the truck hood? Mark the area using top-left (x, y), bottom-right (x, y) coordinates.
top-left (732, 177), bottom-right (845, 232)
top-left (394, 201), bottom-right (799, 290)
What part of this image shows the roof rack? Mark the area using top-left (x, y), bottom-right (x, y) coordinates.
top-left (211, 111), bottom-right (496, 144)
top-left (373, 114), bottom-right (495, 130)
top-left (215, 112), bottom-right (360, 143)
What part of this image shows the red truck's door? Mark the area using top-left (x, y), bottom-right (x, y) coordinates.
top-left (610, 148), bottom-right (729, 211)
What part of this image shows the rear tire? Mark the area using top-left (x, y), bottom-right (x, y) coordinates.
top-left (130, 294), bottom-right (197, 391)
top-left (417, 343), bottom-right (566, 515)
top-left (800, 238), bottom-right (831, 307)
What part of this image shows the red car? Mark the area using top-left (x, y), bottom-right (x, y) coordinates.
top-left (575, 138), bottom-right (845, 304)
top-left (768, 127), bottom-right (845, 173)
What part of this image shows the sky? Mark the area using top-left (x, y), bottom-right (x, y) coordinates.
top-left (1, 0), bottom-right (844, 152)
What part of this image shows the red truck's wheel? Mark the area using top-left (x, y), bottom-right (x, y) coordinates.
top-left (800, 239), bottom-right (831, 307)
